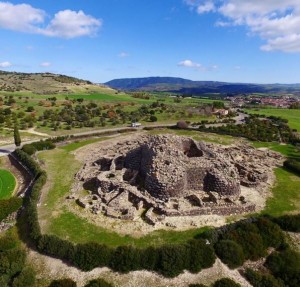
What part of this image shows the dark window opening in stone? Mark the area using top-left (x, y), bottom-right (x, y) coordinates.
top-left (115, 156), bottom-right (125, 170)
top-left (183, 141), bottom-right (204, 158)
top-left (95, 158), bottom-right (112, 171)
top-left (83, 178), bottom-right (99, 193)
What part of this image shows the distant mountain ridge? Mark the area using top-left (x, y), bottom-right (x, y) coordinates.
top-left (105, 77), bottom-right (300, 94)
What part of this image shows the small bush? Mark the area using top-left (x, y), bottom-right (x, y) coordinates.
top-left (49, 279), bottom-right (77, 287)
top-left (176, 120), bottom-right (188, 129)
top-left (84, 278), bottom-right (113, 287)
top-left (213, 278), bottom-right (241, 287)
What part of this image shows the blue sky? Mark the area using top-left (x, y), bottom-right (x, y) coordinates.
top-left (0, 0), bottom-right (300, 84)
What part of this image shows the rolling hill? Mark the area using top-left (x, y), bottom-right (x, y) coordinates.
top-left (0, 71), bottom-right (116, 95)
top-left (105, 77), bottom-right (300, 95)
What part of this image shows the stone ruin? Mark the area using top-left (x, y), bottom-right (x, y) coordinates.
top-left (72, 135), bottom-right (282, 225)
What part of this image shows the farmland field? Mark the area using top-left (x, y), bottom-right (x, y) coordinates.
top-left (0, 169), bottom-right (16, 199)
top-left (246, 108), bottom-right (300, 131)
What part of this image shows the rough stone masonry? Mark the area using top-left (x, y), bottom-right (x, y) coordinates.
top-left (72, 134), bottom-right (282, 225)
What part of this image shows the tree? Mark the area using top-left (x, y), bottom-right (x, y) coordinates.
top-left (149, 115), bottom-right (157, 122)
top-left (14, 125), bottom-right (21, 147)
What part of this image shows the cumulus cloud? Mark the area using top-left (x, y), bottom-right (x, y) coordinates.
top-left (0, 2), bottom-right (101, 38)
top-left (184, 0), bottom-right (300, 53)
top-left (178, 59), bottom-right (202, 68)
top-left (178, 60), bottom-right (218, 71)
top-left (0, 61), bottom-right (12, 68)
top-left (40, 62), bottom-right (51, 67)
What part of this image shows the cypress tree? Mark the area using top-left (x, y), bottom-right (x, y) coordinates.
top-left (14, 125), bottom-right (21, 147)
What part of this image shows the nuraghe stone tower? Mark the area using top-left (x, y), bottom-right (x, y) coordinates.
top-left (74, 135), bottom-right (282, 225)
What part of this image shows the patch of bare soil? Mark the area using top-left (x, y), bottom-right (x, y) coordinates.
top-left (28, 249), bottom-right (251, 287)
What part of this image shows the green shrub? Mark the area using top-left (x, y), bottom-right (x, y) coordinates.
top-left (49, 278), bottom-right (77, 287)
top-left (213, 278), bottom-right (241, 287)
top-left (0, 197), bottom-right (23, 221)
top-left (222, 222), bottom-right (266, 261)
top-left (274, 214), bottom-right (300, 232)
top-left (84, 278), bottom-right (113, 287)
top-left (215, 240), bottom-right (245, 269)
top-left (244, 268), bottom-right (284, 287)
top-left (255, 218), bottom-right (284, 248)
top-left (157, 244), bottom-right (190, 277)
top-left (265, 249), bottom-right (300, 287)
top-left (188, 239), bottom-right (216, 273)
top-left (21, 144), bottom-right (37, 155)
top-left (109, 245), bottom-right (141, 273)
top-left (12, 267), bottom-right (36, 287)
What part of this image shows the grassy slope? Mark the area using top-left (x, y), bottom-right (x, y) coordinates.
top-left (0, 169), bottom-right (16, 199)
top-left (246, 108), bottom-right (300, 131)
top-left (253, 142), bottom-right (300, 216)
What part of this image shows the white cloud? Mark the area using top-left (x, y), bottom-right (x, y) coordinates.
top-left (0, 2), bottom-right (101, 38)
top-left (178, 60), bottom-right (218, 71)
top-left (41, 10), bottom-right (101, 38)
top-left (178, 59), bottom-right (202, 68)
top-left (40, 62), bottom-right (51, 67)
top-left (0, 61), bottom-right (12, 68)
top-left (0, 2), bottom-right (45, 33)
top-left (197, 2), bottom-right (215, 14)
top-left (118, 52), bottom-right (129, 58)
top-left (184, 0), bottom-right (300, 53)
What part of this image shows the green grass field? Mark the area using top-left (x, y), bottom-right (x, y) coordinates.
top-left (252, 141), bottom-right (300, 216)
top-left (0, 169), bottom-right (16, 199)
top-left (246, 108), bottom-right (300, 131)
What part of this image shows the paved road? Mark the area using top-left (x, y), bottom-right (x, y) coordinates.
top-left (0, 113), bottom-right (248, 157)
top-left (0, 124), bottom-right (176, 157)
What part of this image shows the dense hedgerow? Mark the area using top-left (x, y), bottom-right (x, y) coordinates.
top-left (13, 149), bottom-right (42, 176)
top-left (22, 140), bottom-right (56, 155)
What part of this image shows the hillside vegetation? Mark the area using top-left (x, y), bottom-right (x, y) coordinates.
top-left (0, 71), bottom-right (115, 95)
